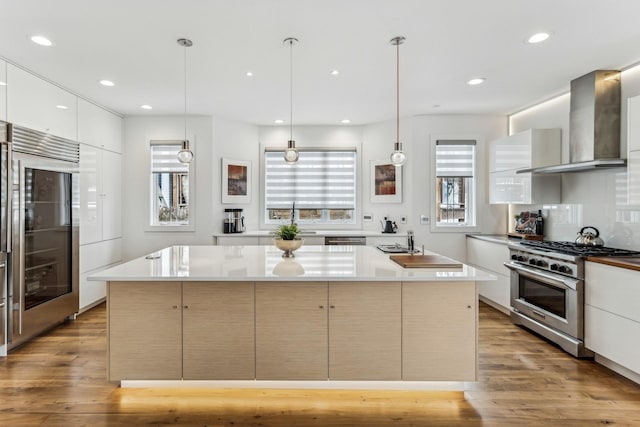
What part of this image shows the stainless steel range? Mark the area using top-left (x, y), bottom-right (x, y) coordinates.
top-left (505, 240), bottom-right (640, 358)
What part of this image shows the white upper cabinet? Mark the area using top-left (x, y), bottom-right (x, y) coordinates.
top-left (0, 59), bottom-right (6, 122)
top-left (6, 64), bottom-right (77, 140)
top-left (489, 129), bottom-right (562, 204)
top-left (77, 98), bottom-right (122, 153)
top-left (627, 95), bottom-right (640, 205)
top-left (79, 144), bottom-right (122, 245)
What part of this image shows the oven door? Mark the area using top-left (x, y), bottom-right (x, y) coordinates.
top-left (505, 261), bottom-right (583, 339)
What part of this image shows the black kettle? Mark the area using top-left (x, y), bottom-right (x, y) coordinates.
top-left (381, 218), bottom-right (395, 233)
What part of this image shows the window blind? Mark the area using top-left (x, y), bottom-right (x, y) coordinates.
top-left (436, 140), bottom-right (476, 177)
top-left (151, 144), bottom-right (189, 173)
top-left (264, 150), bottom-right (356, 209)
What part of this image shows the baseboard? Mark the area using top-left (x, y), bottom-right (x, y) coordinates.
top-left (78, 297), bottom-right (106, 314)
top-left (478, 295), bottom-right (510, 315)
top-left (594, 354), bottom-right (640, 385)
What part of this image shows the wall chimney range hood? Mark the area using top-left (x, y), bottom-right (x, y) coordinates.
top-left (518, 70), bottom-right (625, 174)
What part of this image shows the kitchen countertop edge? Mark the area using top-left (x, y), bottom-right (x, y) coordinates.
top-left (585, 256), bottom-right (640, 272)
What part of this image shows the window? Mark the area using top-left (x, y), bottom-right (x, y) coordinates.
top-left (150, 141), bottom-right (191, 227)
top-left (264, 149), bottom-right (357, 225)
top-left (435, 140), bottom-right (476, 226)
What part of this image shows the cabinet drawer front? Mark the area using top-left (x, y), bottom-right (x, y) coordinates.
top-left (585, 262), bottom-right (640, 323)
top-left (585, 305), bottom-right (640, 375)
top-left (466, 238), bottom-right (509, 275)
top-left (80, 239), bottom-right (122, 273)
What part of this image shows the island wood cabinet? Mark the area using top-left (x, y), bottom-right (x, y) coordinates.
top-left (585, 262), bottom-right (640, 378)
top-left (328, 282), bottom-right (401, 380)
top-left (403, 281), bottom-right (476, 380)
top-left (108, 280), bottom-right (476, 382)
top-left (256, 282), bottom-right (328, 379)
top-left (108, 281), bottom-right (255, 381)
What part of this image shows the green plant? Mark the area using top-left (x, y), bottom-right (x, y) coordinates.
top-left (275, 223), bottom-right (300, 240)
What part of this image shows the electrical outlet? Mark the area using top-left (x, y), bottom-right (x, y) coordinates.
top-left (363, 213), bottom-right (373, 222)
top-left (400, 215), bottom-right (407, 224)
top-left (420, 214), bottom-right (429, 225)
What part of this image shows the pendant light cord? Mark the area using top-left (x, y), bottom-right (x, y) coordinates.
top-left (184, 43), bottom-right (187, 143)
top-left (289, 39), bottom-right (293, 141)
top-left (396, 40), bottom-right (400, 144)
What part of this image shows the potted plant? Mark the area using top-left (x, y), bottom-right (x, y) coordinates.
top-left (273, 223), bottom-right (304, 257)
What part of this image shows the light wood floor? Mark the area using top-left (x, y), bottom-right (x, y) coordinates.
top-left (1, 302), bottom-right (639, 426)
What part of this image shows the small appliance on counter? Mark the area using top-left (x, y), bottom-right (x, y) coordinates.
top-left (380, 217), bottom-right (398, 233)
top-left (223, 208), bottom-right (245, 233)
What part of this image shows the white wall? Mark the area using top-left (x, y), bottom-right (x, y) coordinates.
top-left (122, 115), bottom-right (215, 260)
top-left (122, 113), bottom-right (508, 261)
top-left (509, 66), bottom-right (640, 251)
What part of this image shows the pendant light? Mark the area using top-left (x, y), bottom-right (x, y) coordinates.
top-left (283, 37), bottom-right (299, 164)
top-left (389, 36), bottom-right (407, 166)
top-left (177, 38), bottom-right (194, 164)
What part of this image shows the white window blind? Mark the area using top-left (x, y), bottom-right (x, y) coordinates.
top-left (264, 150), bottom-right (356, 210)
top-left (436, 140), bottom-right (476, 177)
top-left (151, 144), bottom-right (189, 173)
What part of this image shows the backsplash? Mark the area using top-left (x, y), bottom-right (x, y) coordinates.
top-left (509, 168), bottom-right (640, 250)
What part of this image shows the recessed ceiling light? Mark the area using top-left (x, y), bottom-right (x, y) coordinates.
top-left (467, 78), bottom-right (486, 86)
top-left (274, 119), bottom-right (284, 124)
top-left (56, 105), bottom-right (68, 110)
top-left (246, 71), bottom-right (254, 77)
top-left (140, 104), bottom-right (153, 110)
top-left (331, 70), bottom-right (340, 76)
top-left (341, 119), bottom-right (351, 124)
top-left (527, 32), bottom-right (550, 44)
top-left (99, 80), bottom-right (115, 87)
top-left (0, 81), bottom-right (6, 86)
top-left (31, 35), bottom-right (53, 46)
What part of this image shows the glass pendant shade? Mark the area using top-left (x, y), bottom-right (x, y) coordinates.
top-left (390, 142), bottom-right (406, 166)
top-left (177, 140), bottom-right (193, 164)
top-left (284, 140), bottom-right (299, 164)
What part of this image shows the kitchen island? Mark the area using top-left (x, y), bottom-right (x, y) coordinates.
top-left (90, 245), bottom-right (495, 390)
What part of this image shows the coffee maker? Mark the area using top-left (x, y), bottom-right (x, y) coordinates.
top-left (223, 208), bottom-right (245, 233)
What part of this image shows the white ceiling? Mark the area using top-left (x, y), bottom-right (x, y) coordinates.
top-left (2, 0), bottom-right (640, 125)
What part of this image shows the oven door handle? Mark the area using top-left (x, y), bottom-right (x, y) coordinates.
top-left (504, 261), bottom-right (579, 291)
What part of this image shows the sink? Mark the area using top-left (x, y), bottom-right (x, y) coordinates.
top-left (377, 244), bottom-right (409, 254)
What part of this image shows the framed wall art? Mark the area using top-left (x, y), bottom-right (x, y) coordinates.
top-left (370, 160), bottom-right (402, 203)
top-left (222, 158), bottom-right (251, 204)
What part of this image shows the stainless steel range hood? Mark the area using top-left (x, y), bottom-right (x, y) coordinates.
top-left (518, 70), bottom-right (625, 174)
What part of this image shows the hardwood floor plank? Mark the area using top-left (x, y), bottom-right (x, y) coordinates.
top-left (0, 302), bottom-right (639, 426)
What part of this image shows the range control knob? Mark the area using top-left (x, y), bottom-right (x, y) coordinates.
top-left (529, 259), bottom-right (537, 265)
top-left (511, 254), bottom-right (518, 260)
top-left (517, 256), bottom-right (526, 262)
top-left (550, 264), bottom-right (559, 271)
top-left (536, 260), bottom-right (545, 267)
top-left (557, 265), bottom-right (568, 274)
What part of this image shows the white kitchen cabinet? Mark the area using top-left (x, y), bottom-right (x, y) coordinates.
top-left (489, 129), bottom-right (561, 204)
top-left (627, 95), bottom-right (640, 204)
top-left (0, 59), bottom-right (6, 122)
top-left (6, 64), bottom-right (77, 140)
top-left (78, 98), bottom-right (122, 153)
top-left (79, 144), bottom-right (122, 244)
top-left (466, 237), bottom-right (510, 313)
top-left (79, 239), bottom-right (121, 311)
top-left (585, 261), bottom-right (640, 379)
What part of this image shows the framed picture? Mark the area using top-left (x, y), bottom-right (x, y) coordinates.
top-left (371, 160), bottom-right (402, 203)
top-left (222, 158), bottom-right (251, 204)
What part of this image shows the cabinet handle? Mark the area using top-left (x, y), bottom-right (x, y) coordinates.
top-left (172, 305), bottom-right (178, 309)
top-left (183, 305), bottom-right (190, 309)
top-left (319, 305), bottom-right (324, 309)
top-left (330, 305), bottom-right (335, 309)
top-left (467, 305), bottom-right (472, 309)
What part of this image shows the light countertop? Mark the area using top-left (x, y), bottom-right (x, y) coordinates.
top-left (213, 230), bottom-right (408, 237)
top-left (90, 245), bottom-right (496, 282)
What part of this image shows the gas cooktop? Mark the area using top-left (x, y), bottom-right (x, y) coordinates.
top-left (519, 240), bottom-right (640, 257)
